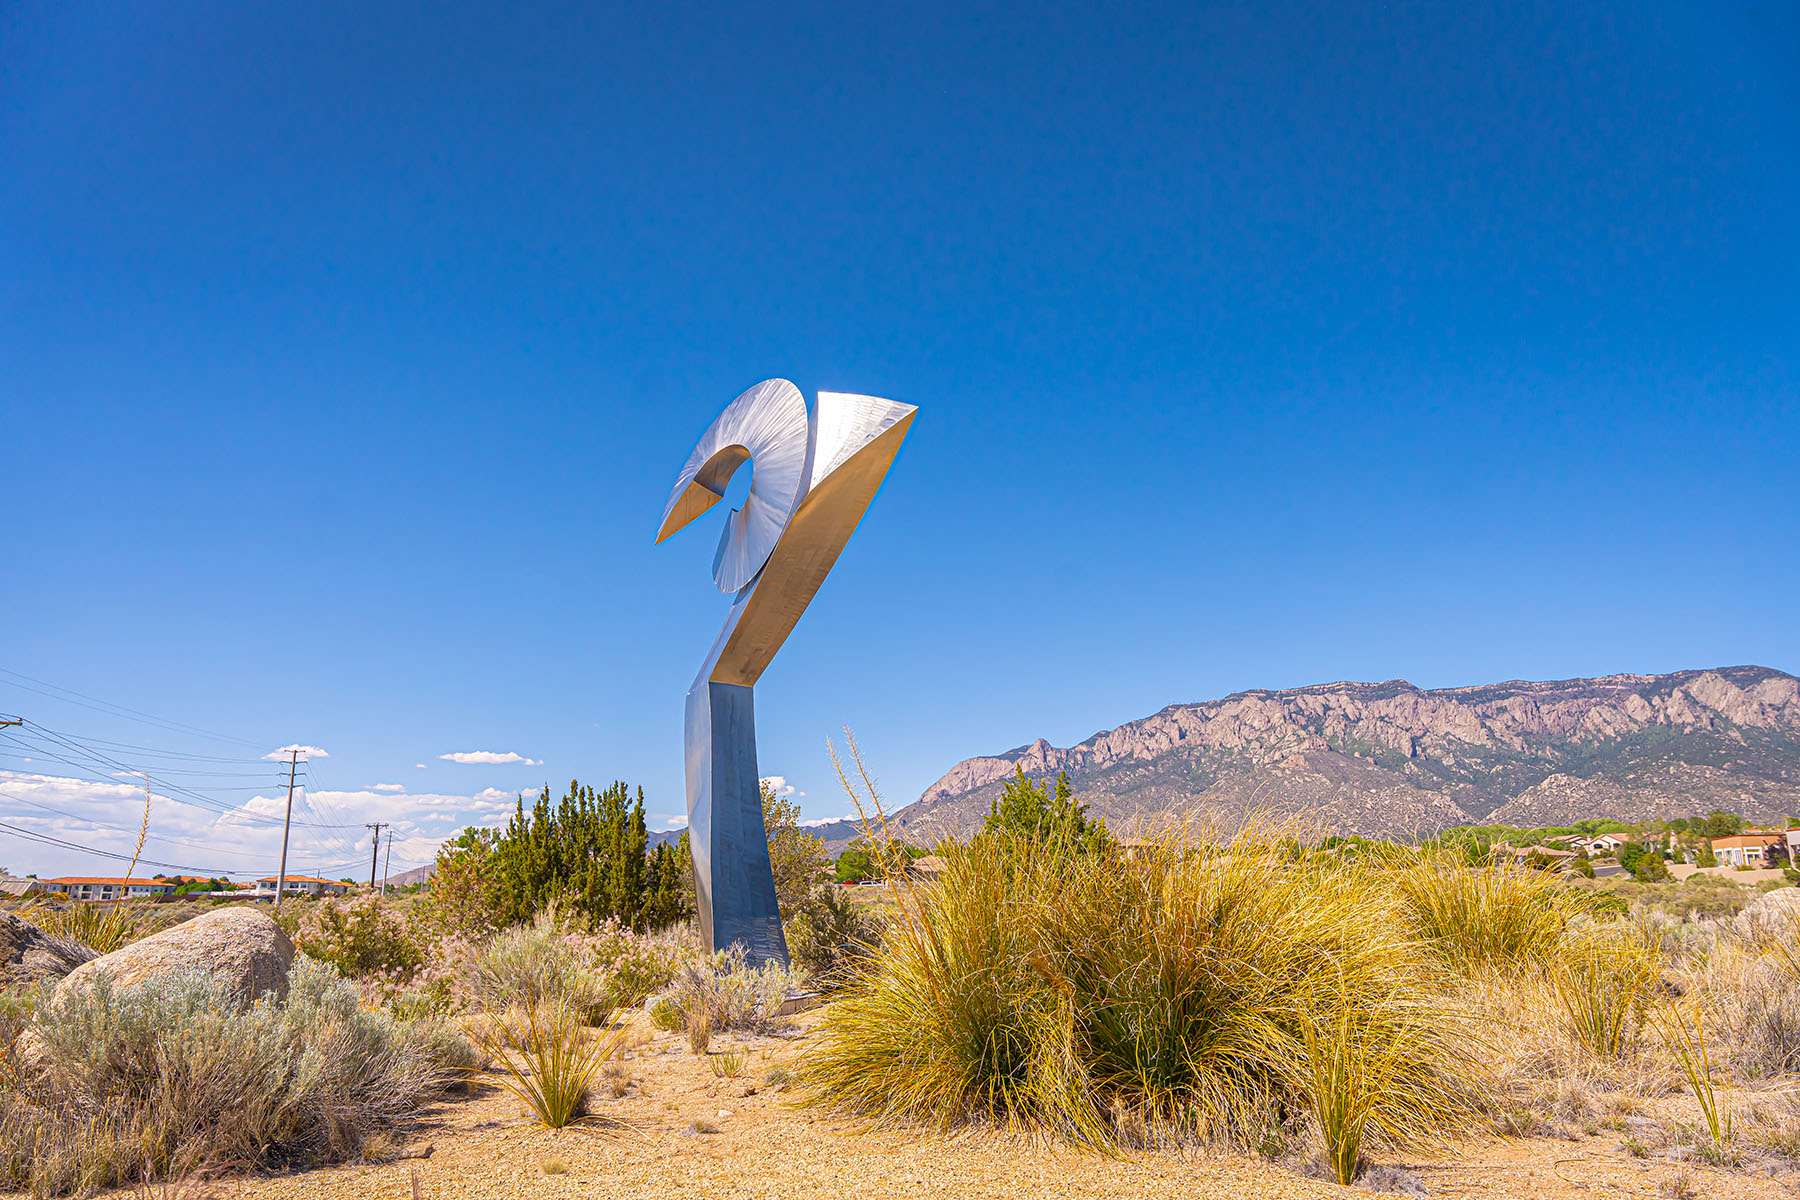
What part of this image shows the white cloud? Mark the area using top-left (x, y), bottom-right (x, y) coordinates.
top-left (0, 769), bottom-right (529, 882)
top-left (264, 744), bottom-right (329, 761)
top-left (759, 775), bottom-right (804, 798)
top-left (653, 814), bottom-right (688, 830)
top-left (369, 784), bottom-right (405, 793)
top-left (415, 763), bottom-right (427, 769)
top-left (439, 751), bottom-right (542, 765)
top-left (799, 815), bottom-right (855, 828)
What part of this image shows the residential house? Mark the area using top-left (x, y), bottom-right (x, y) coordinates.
top-left (1577, 834), bottom-right (1627, 856)
top-left (253, 875), bottom-right (352, 898)
top-left (1495, 844), bottom-right (1575, 863)
top-left (1709, 830), bottom-right (1793, 869)
top-left (45, 877), bottom-right (176, 902)
top-left (0, 874), bottom-right (48, 898)
top-left (909, 855), bottom-right (946, 881)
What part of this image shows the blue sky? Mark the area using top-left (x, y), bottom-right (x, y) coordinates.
top-left (3, 1), bottom-right (1796, 880)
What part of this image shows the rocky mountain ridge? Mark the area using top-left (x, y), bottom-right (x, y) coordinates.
top-left (831, 666), bottom-right (1800, 846)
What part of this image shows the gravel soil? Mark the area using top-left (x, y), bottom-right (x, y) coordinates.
top-left (61, 1010), bottom-right (1800, 1200)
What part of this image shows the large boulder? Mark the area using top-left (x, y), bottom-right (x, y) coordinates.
top-left (51, 906), bottom-right (295, 1007)
top-left (0, 910), bottom-right (98, 989)
top-left (1733, 886), bottom-right (1800, 941)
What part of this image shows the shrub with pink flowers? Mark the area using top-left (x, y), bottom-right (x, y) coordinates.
top-left (290, 893), bottom-right (427, 981)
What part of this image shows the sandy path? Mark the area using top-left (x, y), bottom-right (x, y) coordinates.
top-left (222, 1015), bottom-right (1795, 1200)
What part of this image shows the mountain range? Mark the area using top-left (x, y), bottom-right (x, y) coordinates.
top-left (813, 666), bottom-right (1800, 848)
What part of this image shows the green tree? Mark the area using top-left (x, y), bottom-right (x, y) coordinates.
top-left (1696, 842), bottom-right (1719, 868)
top-left (1700, 810), bottom-right (1742, 839)
top-left (980, 768), bottom-right (1109, 851)
top-left (477, 780), bottom-right (686, 930)
top-left (763, 779), bottom-right (829, 917)
top-left (418, 825), bottom-right (502, 939)
top-left (834, 843), bottom-right (876, 884)
top-left (834, 835), bottom-right (920, 882)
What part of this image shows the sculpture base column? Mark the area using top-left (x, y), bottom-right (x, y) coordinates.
top-left (683, 679), bottom-right (790, 968)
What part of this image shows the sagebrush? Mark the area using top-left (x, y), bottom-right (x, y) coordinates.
top-left (0, 957), bottom-right (472, 1196)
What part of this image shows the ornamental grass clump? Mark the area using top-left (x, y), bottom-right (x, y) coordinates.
top-left (1549, 927), bottom-right (1660, 1060)
top-left (1391, 849), bottom-right (1582, 972)
top-left (797, 823), bottom-right (1485, 1169)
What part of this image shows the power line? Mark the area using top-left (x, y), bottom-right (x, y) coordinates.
top-left (0, 668), bottom-right (264, 747)
top-left (2, 723), bottom-right (359, 829)
top-left (0, 787), bottom-right (258, 867)
top-left (0, 821), bottom-right (235, 876)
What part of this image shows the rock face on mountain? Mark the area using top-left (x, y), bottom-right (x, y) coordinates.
top-left (870, 667), bottom-right (1800, 844)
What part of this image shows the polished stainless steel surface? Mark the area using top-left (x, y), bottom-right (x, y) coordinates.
top-left (656, 378), bottom-right (809, 595)
top-left (660, 382), bottom-right (917, 965)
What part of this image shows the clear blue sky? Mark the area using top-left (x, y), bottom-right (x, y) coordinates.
top-left (3, 1), bottom-right (1796, 877)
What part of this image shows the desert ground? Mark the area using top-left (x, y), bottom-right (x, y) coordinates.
top-left (223, 1009), bottom-right (1794, 1200)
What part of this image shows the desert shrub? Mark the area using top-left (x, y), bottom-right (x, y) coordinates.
top-left (688, 1010), bottom-right (712, 1055)
top-left (659, 946), bottom-right (799, 1037)
top-left (439, 909), bottom-right (684, 1018)
top-left (0, 987), bottom-right (34, 1088)
top-left (579, 920), bottom-right (684, 1007)
top-left (0, 957), bottom-right (469, 1195)
top-left (799, 828), bottom-right (1482, 1168)
top-left (762, 781), bottom-right (830, 917)
top-left (454, 909), bottom-right (603, 1018)
top-left (788, 885), bottom-right (885, 990)
top-left (290, 894), bottom-right (426, 980)
top-left (1697, 944), bottom-right (1800, 1079)
top-left (416, 827), bottom-right (503, 941)
top-left (1393, 851), bottom-right (1581, 970)
top-left (649, 996), bottom-right (681, 1031)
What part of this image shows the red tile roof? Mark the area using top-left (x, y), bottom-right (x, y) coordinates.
top-left (46, 877), bottom-right (171, 887)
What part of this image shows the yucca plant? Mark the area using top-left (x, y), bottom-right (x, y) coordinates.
top-left (22, 899), bottom-right (140, 955)
top-left (465, 1001), bottom-right (626, 1128)
top-left (708, 1048), bottom-right (745, 1079)
top-left (1655, 1001), bottom-right (1731, 1147)
top-left (1551, 931), bottom-right (1658, 1059)
top-left (1302, 991), bottom-right (1398, 1185)
top-left (25, 777), bottom-right (152, 954)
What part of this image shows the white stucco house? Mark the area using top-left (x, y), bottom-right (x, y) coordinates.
top-left (253, 875), bottom-right (352, 898)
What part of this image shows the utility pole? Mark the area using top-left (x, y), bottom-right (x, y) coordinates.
top-left (274, 749), bottom-right (298, 912)
top-left (381, 825), bottom-right (394, 896)
top-left (365, 823), bottom-right (387, 892)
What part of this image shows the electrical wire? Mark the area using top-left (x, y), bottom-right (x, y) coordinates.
top-left (0, 821), bottom-right (236, 876)
top-left (0, 668), bottom-right (265, 747)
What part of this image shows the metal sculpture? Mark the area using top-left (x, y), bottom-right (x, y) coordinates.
top-left (656, 380), bottom-right (916, 965)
